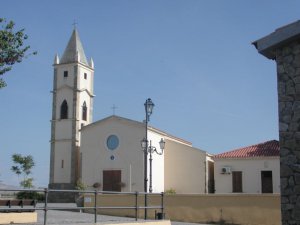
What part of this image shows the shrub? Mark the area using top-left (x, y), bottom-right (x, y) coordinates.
top-left (165, 188), bottom-right (176, 194)
top-left (16, 191), bottom-right (45, 201)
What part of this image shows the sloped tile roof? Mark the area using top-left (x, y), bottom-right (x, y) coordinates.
top-left (214, 140), bottom-right (279, 159)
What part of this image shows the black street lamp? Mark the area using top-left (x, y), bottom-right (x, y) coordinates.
top-left (141, 138), bottom-right (165, 193)
top-left (141, 98), bottom-right (166, 219)
top-left (142, 98), bottom-right (154, 220)
top-left (143, 98), bottom-right (154, 195)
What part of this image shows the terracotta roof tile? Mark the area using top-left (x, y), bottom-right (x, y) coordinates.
top-left (214, 140), bottom-right (279, 159)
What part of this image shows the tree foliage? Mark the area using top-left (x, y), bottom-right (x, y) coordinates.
top-left (11, 154), bottom-right (35, 188)
top-left (0, 18), bottom-right (36, 88)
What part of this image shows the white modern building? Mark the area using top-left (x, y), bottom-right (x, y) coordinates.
top-left (214, 140), bottom-right (280, 194)
top-left (49, 29), bottom-right (211, 195)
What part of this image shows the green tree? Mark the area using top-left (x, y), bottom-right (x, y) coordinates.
top-left (11, 154), bottom-right (35, 188)
top-left (0, 18), bottom-right (36, 88)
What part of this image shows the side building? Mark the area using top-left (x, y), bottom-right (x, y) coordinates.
top-left (214, 140), bottom-right (280, 194)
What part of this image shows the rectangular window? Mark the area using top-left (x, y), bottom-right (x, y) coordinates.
top-left (64, 71), bottom-right (68, 78)
top-left (84, 73), bottom-right (87, 79)
top-left (232, 171), bottom-right (243, 193)
top-left (61, 160), bottom-right (64, 168)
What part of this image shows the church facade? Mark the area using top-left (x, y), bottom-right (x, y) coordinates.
top-left (49, 29), bottom-right (211, 194)
top-left (80, 115), bottom-right (208, 193)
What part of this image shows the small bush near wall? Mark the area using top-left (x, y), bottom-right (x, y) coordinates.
top-left (165, 188), bottom-right (176, 194)
top-left (16, 191), bottom-right (45, 201)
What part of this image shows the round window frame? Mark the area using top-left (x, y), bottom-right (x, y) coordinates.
top-left (106, 135), bottom-right (119, 151)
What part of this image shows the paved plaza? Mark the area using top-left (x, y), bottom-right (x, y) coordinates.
top-left (23, 204), bottom-right (209, 225)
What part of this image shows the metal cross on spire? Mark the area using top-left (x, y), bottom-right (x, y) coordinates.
top-left (72, 20), bottom-right (78, 29)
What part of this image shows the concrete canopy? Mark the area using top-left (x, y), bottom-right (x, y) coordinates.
top-left (253, 20), bottom-right (300, 60)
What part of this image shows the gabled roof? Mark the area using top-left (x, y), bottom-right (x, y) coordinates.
top-left (214, 140), bottom-right (279, 159)
top-left (81, 115), bottom-right (192, 146)
top-left (60, 29), bottom-right (88, 65)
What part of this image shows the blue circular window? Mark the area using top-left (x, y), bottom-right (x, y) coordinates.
top-left (107, 135), bottom-right (119, 150)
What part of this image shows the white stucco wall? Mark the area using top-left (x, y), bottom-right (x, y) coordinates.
top-left (148, 131), bottom-right (165, 193)
top-left (164, 140), bottom-right (206, 194)
top-left (77, 66), bottom-right (94, 127)
top-left (55, 120), bottom-right (73, 139)
top-left (80, 117), bottom-right (145, 192)
top-left (214, 157), bottom-right (280, 193)
top-left (53, 141), bottom-right (72, 183)
top-left (56, 65), bottom-right (75, 89)
top-left (78, 66), bottom-right (93, 91)
top-left (80, 116), bottom-right (207, 194)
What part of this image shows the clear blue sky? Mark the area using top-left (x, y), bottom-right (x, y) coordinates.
top-left (0, 0), bottom-right (298, 187)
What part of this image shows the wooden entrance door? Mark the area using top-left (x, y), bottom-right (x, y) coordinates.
top-left (261, 171), bottom-right (273, 193)
top-left (103, 170), bottom-right (121, 192)
top-left (232, 171), bottom-right (243, 193)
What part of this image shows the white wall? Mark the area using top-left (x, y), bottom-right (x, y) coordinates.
top-left (80, 116), bottom-right (207, 194)
top-left (53, 141), bottom-right (72, 182)
top-left (148, 131), bottom-right (165, 193)
top-left (81, 117), bottom-right (145, 192)
top-left (214, 157), bottom-right (280, 193)
top-left (56, 65), bottom-right (75, 89)
top-left (164, 140), bottom-right (206, 194)
top-left (78, 66), bottom-right (93, 91)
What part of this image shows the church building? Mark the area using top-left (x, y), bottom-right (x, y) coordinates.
top-left (80, 115), bottom-right (208, 193)
top-left (49, 29), bottom-right (211, 195)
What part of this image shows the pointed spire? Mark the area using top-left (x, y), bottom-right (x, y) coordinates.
top-left (75, 50), bottom-right (80, 62)
top-left (60, 29), bottom-right (88, 65)
top-left (54, 54), bottom-right (60, 64)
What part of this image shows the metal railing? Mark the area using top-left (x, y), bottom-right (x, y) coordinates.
top-left (0, 188), bottom-right (164, 225)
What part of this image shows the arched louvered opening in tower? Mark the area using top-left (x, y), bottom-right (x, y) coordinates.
top-left (60, 100), bottom-right (68, 119)
top-left (82, 101), bottom-right (87, 121)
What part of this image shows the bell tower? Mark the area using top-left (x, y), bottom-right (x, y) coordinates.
top-left (49, 29), bottom-right (94, 190)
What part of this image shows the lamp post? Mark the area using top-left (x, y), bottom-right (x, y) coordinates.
top-left (143, 98), bottom-right (155, 193)
top-left (141, 138), bottom-right (165, 193)
top-left (142, 98), bottom-right (154, 220)
top-left (141, 98), bottom-right (166, 220)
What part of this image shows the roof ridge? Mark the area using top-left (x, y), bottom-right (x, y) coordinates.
top-left (214, 140), bottom-right (279, 159)
top-left (81, 115), bottom-right (193, 145)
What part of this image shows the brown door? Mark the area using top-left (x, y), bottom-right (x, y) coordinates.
top-left (103, 170), bottom-right (121, 192)
top-left (261, 171), bottom-right (273, 193)
top-left (232, 171), bottom-right (243, 193)
top-left (208, 161), bottom-right (215, 193)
